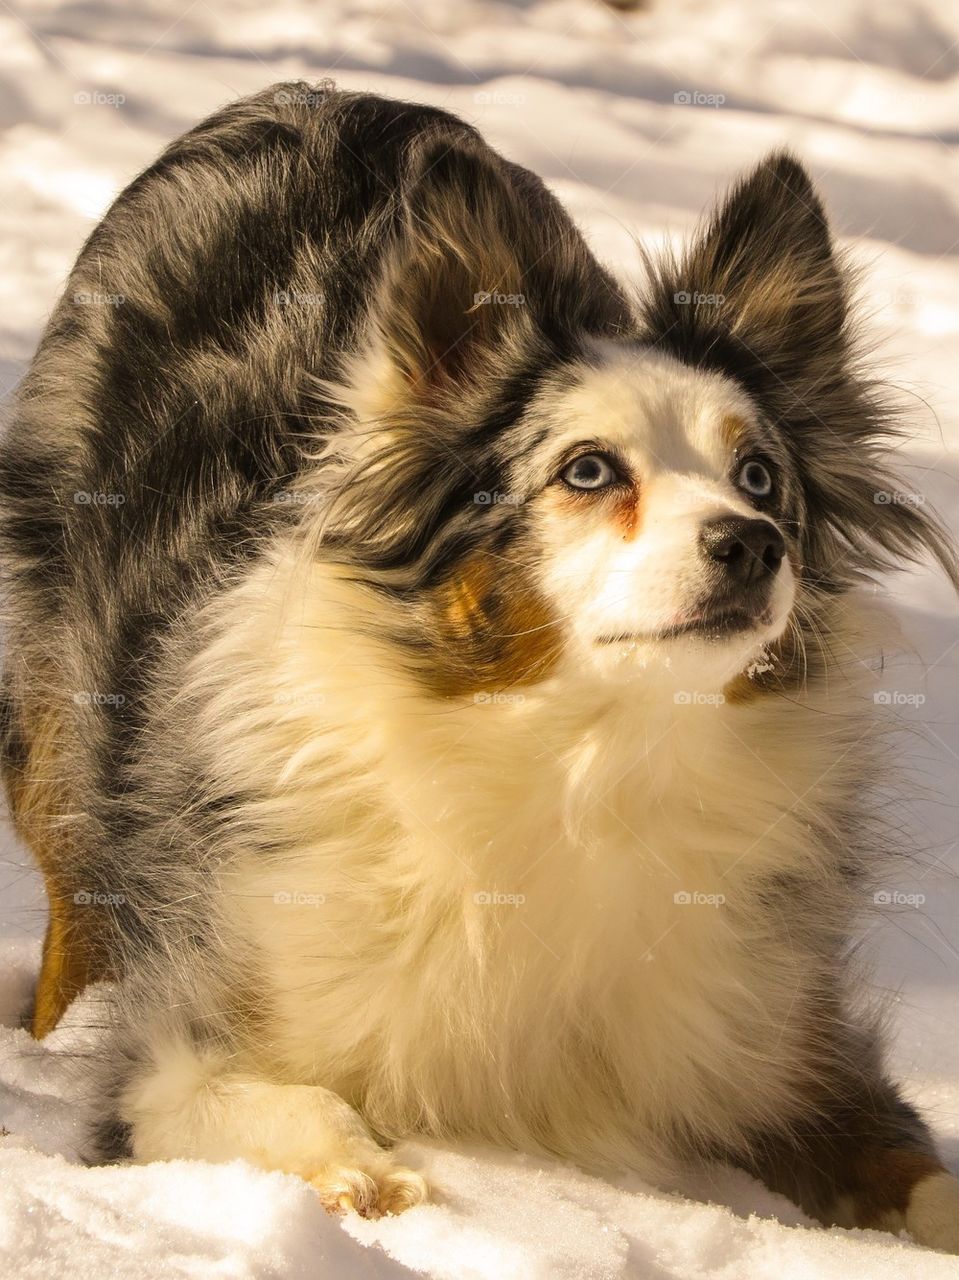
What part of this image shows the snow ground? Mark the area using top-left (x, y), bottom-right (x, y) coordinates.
top-left (2, 0), bottom-right (959, 1275)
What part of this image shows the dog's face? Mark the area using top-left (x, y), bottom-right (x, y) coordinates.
top-left (322, 140), bottom-right (953, 699)
top-left (515, 346), bottom-right (798, 687)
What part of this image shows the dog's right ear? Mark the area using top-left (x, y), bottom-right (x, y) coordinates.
top-left (359, 138), bottom-right (536, 414)
top-left (348, 135), bottom-right (632, 426)
top-left (319, 133), bottom-right (632, 575)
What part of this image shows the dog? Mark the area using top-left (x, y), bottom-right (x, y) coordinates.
top-left (2, 81), bottom-right (958, 1248)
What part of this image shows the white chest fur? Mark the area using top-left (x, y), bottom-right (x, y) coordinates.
top-left (198, 559), bottom-right (878, 1174)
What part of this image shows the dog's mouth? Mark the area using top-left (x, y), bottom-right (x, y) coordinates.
top-left (597, 605), bottom-right (773, 646)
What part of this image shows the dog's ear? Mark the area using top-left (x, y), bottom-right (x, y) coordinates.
top-left (356, 139), bottom-right (535, 413)
top-left (640, 152), bottom-right (845, 399)
top-left (351, 137), bottom-right (631, 420)
top-left (642, 153), bottom-right (959, 592)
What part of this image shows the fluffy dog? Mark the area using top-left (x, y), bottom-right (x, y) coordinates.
top-left (2, 82), bottom-right (958, 1248)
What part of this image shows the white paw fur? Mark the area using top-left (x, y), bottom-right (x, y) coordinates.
top-left (905, 1171), bottom-right (959, 1254)
top-left (121, 1039), bottom-right (428, 1218)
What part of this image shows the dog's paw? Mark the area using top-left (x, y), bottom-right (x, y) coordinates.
top-left (905, 1170), bottom-right (959, 1254)
top-left (310, 1157), bottom-right (428, 1218)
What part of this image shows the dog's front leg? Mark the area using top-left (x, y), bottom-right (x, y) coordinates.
top-left (108, 1035), bottom-right (428, 1218)
top-left (734, 1072), bottom-right (959, 1253)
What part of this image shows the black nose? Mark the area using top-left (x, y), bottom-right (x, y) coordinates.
top-left (699, 516), bottom-right (785, 585)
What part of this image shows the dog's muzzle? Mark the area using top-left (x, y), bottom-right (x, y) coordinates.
top-left (685, 515), bottom-right (786, 636)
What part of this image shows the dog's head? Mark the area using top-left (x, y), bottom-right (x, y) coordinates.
top-left (317, 138), bottom-right (956, 698)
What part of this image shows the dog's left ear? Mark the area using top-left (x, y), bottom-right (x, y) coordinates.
top-left (642, 152), bottom-right (959, 591)
top-left (640, 151), bottom-right (845, 408)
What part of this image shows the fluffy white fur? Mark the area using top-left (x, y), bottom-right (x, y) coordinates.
top-left (905, 1174), bottom-right (959, 1254)
top-left (122, 1038), bottom-right (427, 1214)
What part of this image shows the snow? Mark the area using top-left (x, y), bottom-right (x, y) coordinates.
top-left (2, 0), bottom-right (959, 1275)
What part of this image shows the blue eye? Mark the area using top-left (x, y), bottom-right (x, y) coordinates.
top-left (737, 458), bottom-right (774, 499)
top-left (560, 453), bottom-right (620, 491)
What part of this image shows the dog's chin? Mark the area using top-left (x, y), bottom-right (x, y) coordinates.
top-left (593, 605), bottom-right (789, 692)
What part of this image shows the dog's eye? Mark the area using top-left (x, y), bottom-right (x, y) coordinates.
top-left (737, 458), bottom-right (774, 499)
top-left (560, 453), bottom-right (620, 491)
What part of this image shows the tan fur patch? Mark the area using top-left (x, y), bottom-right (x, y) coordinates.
top-left (849, 1150), bottom-right (944, 1228)
top-left (720, 414), bottom-right (750, 452)
top-left (613, 488), bottom-right (642, 541)
top-left (548, 482), bottom-right (643, 543)
top-left (3, 698), bottom-right (107, 1036)
top-left (425, 553), bottom-right (562, 698)
top-left (32, 889), bottom-right (103, 1038)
